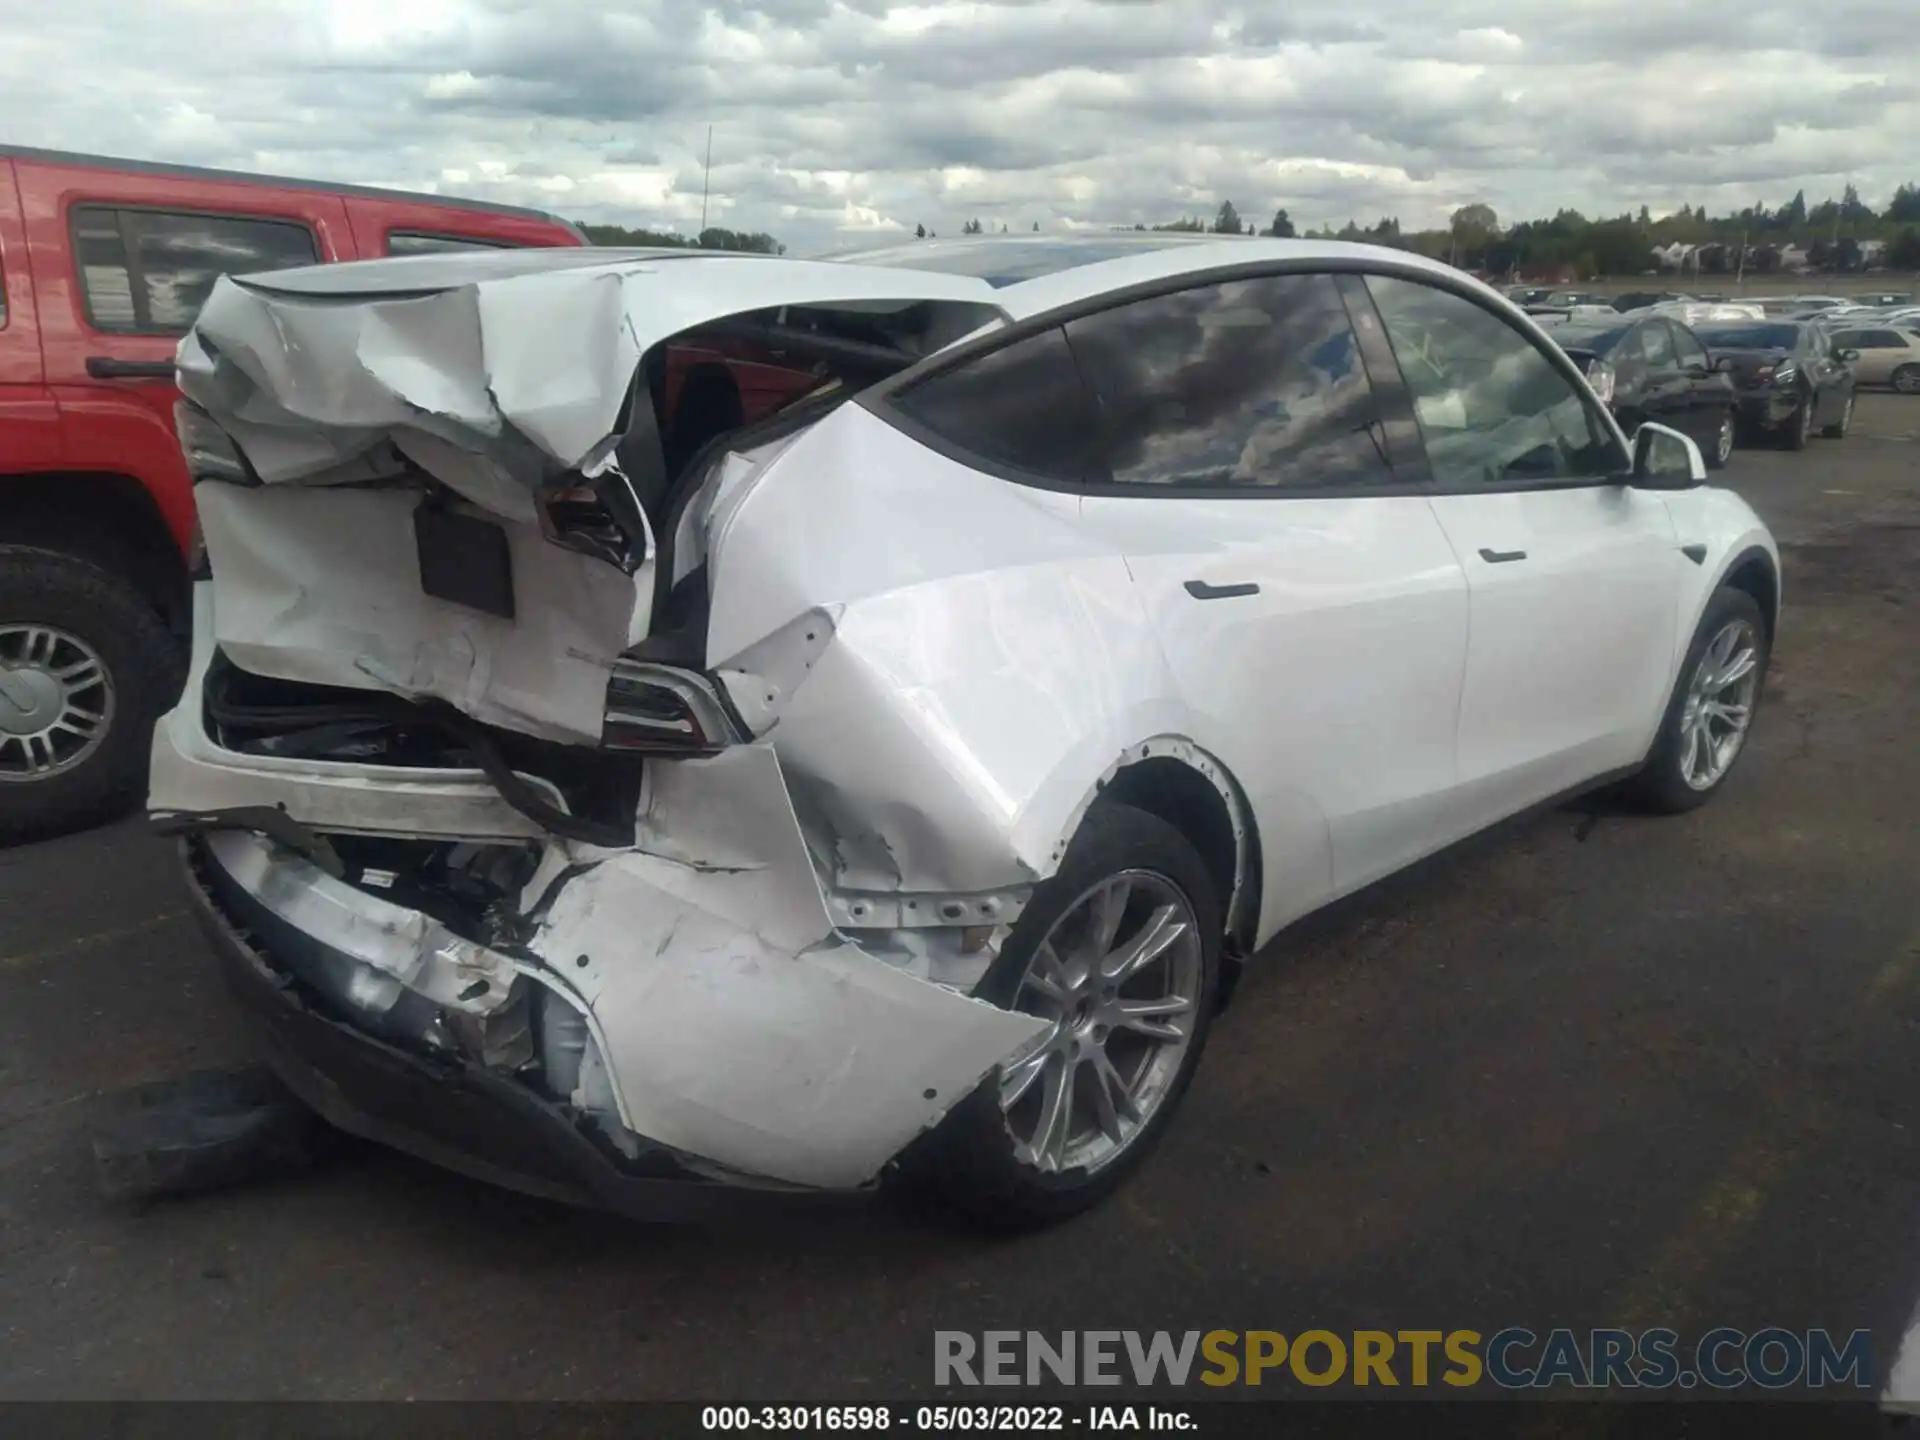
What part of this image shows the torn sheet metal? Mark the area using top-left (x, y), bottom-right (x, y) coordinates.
top-left (701, 403), bottom-right (1193, 893)
top-left (194, 481), bottom-right (644, 744)
top-left (149, 585), bottom-right (563, 842)
top-left (539, 741), bottom-right (1049, 1189)
top-left (177, 252), bottom-right (1003, 502)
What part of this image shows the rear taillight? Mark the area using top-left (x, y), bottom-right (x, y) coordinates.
top-left (173, 399), bottom-right (254, 484)
top-left (603, 660), bottom-right (741, 755)
top-left (1585, 360), bottom-right (1615, 406)
top-left (538, 479), bottom-right (648, 575)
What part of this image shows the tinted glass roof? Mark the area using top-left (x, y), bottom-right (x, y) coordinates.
top-left (819, 234), bottom-right (1243, 288)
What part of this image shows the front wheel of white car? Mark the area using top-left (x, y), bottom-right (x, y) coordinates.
top-left (1625, 585), bottom-right (1770, 814)
top-left (896, 803), bottom-right (1222, 1230)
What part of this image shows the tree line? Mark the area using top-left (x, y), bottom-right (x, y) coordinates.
top-left (1148, 186), bottom-right (1920, 277)
top-left (576, 180), bottom-right (1920, 277)
top-left (578, 222), bottom-right (785, 254)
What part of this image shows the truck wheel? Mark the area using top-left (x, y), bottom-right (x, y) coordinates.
top-left (0, 547), bottom-right (184, 843)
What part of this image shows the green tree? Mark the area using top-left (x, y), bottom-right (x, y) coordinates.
top-left (1888, 228), bottom-right (1920, 270)
top-left (1212, 201), bottom-right (1243, 235)
top-left (1781, 189), bottom-right (1808, 227)
top-left (1267, 207), bottom-right (1295, 238)
top-left (1887, 184), bottom-right (1920, 224)
top-left (915, 223), bottom-right (926, 239)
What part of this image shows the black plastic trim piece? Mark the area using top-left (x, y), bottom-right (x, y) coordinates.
top-left (1184, 580), bottom-right (1261, 600)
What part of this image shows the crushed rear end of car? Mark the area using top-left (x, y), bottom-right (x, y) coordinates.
top-left (149, 249), bottom-right (1070, 1214)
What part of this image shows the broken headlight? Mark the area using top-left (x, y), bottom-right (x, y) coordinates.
top-left (603, 659), bottom-right (742, 755)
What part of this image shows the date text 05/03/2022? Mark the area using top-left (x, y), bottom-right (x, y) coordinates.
top-left (700, 1404), bottom-right (1192, 1431)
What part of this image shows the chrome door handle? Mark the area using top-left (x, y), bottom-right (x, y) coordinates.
top-left (1477, 548), bottom-right (1528, 564)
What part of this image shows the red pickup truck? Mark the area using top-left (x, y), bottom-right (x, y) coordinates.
top-left (0, 146), bottom-right (585, 840)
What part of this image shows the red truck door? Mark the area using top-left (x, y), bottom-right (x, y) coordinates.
top-left (19, 159), bottom-right (354, 553)
top-left (0, 160), bottom-right (60, 471)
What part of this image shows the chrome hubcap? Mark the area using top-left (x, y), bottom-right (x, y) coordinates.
top-left (1678, 619), bottom-right (1759, 791)
top-left (999, 871), bottom-right (1203, 1175)
top-left (0, 626), bottom-right (115, 782)
top-left (1716, 414), bottom-right (1734, 463)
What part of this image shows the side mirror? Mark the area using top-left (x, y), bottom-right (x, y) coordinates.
top-left (1839, 348), bottom-right (1861, 362)
top-left (1713, 356), bottom-right (1736, 372)
top-left (1632, 422), bottom-right (1707, 489)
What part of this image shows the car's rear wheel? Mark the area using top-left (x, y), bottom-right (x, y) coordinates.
top-left (1821, 391), bottom-right (1853, 439)
top-left (1893, 364), bottom-right (1920, 395)
top-left (0, 547), bottom-right (183, 844)
top-left (1707, 409), bottom-right (1735, 468)
top-left (1624, 585), bottom-right (1768, 814)
top-left (896, 803), bottom-right (1221, 1230)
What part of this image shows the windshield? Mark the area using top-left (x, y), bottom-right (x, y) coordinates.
top-left (1695, 323), bottom-right (1800, 349)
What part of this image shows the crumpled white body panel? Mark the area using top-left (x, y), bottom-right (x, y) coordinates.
top-left (537, 745), bottom-right (1049, 1189)
top-left (178, 252), bottom-right (1002, 498)
top-left (195, 482), bottom-right (643, 744)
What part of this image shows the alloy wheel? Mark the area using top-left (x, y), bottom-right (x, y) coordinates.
top-left (1715, 413), bottom-right (1734, 465)
top-left (1677, 619), bottom-right (1760, 791)
top-left (1896, 366), bottom-right (1920, 395)
top-left (999, 870), bottom-right (1204, 1176)
top-left (0, 625), bottom-right (116, 782)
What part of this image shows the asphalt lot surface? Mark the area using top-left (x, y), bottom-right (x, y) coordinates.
top-left (1, 395), bottom-right (1916, 1406)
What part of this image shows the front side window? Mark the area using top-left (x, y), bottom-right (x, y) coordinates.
top-left (890, 326), bottom-right (1100, 481)
top-left (1063, 273), bottom-right (1393, 490)
top-left (72, 206), bottom-right (318, 334)
top-left (1365, 273), bottom-right (1626, 488)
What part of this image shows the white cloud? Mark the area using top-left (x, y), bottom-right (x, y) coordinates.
top-left (0, 0), bottom-right (1913, 253)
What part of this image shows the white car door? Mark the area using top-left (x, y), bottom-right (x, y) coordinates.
top-left (1059, 272), bottom-right (1471, 931)
top-left (1360, 273), bottom-right (1686, 837)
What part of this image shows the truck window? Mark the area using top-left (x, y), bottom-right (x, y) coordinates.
top-left (70, 206), bottom-right (318, 334)
top-left (387, 232), bottom-right (514, 255)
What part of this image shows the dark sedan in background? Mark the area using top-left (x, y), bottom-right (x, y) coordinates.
top-left (1548, 313), bottom-right (1739, 467)
top-left (1694, 320), bottom-right (1857, 450)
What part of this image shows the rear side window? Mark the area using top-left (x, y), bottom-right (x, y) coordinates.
top-left (1064, 273), bottom-right (1392, 491)
top-left (71, 206), bottom-right (318, 334)
top-left (1365, 273), bottom-right (1624, 488)
top-left (387, 232), bottom-right (514, 255)
top-left (890, 327), bottom-right (1100, 481)
top-left (1636, 322), bottom-right (1675, 366)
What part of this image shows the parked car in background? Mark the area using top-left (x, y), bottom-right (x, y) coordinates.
top-left (1506, 285), bottom-right (1556, 306)
top-left (1613, 292), bottom-right (1692, 312)
top-left (1694, 319), bottom-right (1857, 448)
top-left (1650, 301), bottom-right (1766, 328)
top-left (0, 146), bottom-right (587, 841)
top-left (1858, 292), bottom-right (1914, 308)
top-left (1824, 325), bottom-right (1920, 392)
top-left (153, 236), bottom-right (1778, 1227)
top-left (1549, 313), bottom-right (1739, 467)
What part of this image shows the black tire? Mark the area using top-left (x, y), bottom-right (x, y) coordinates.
top-left (893, 803), bottom-right (1222, 1231)
top-left (1892, 364), bottom-right (1920, 395)
top-left (1705, 408), bottom-right (1735, 470)
top-left (1821, 390), bottom-right (1853, 439)
top-left (1781, 391), bottom-right (1814, 450)
top-left (0, 546), bottom-right (185, 844)
top-left (1623, 585), bottom-right (1769, 815)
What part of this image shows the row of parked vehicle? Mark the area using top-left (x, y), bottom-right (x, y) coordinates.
top-left (1502, 284), bottom-right (1920, 465)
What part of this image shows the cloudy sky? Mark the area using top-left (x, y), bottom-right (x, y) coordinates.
top-left (3, 0), bottom-right (1916, 253)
